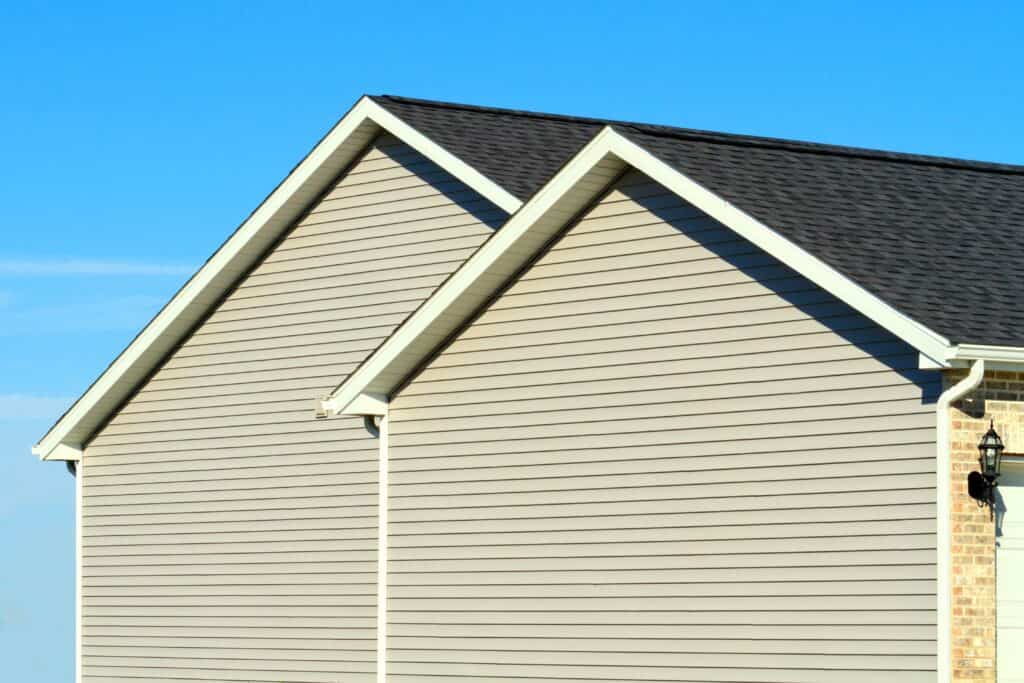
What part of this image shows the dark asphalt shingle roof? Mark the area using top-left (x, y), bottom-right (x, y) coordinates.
top-left (372, 95), bottom-right (1024, 348)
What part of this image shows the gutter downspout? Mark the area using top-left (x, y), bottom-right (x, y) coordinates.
top-left (936, 358), bottom-right (985, 683)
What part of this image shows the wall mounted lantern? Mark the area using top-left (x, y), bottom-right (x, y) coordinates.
top-left (968, 420), bottom-right (1005, 510)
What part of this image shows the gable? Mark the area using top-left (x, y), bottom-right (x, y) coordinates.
top-left (393, 170), bottom-right (940, 411)
top-left (78, 134), bottom-right (504, 681)
top-left (326, 127), bottom-right (972, 418)
top-left (89, 133), bottom-right (505, 447)
top-left (383, 171), bottom-right (941, 680)
top-left (34, 95), bottom-right (521, 461)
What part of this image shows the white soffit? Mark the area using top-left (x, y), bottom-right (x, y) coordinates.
top-left (325, 127), bottom-right (962, 416)
top-left (33, 97), bottom-right (520, 461)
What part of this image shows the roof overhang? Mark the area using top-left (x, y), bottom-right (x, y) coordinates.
top-left (33, 96), bottom-right (522, 461)
top-left (323, 126), bottom-right (973, 417)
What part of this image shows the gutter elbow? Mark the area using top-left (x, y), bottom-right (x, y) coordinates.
top-left (363, 414), bottom-right (381, 439)
top-left (938, 358), bottom-right (986, 410)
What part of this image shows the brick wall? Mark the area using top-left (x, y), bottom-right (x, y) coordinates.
top-left (947, 370), bottom-right (1024, 681)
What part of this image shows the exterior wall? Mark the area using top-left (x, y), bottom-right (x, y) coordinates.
top-left (388, 171), bottom-right (943, 681)
top-left (948, 370), bottom-right (1024, 682)
top-left (80, 134), bottom-right (504, 682)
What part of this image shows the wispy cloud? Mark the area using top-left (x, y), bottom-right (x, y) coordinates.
top-left (0, 294), bottom-right (168, 335)
top-left (0, 394), bottom-right (74, 421)
top-left (0, 259), bottom-right (194, 276)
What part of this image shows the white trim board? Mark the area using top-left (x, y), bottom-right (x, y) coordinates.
top-left (32, 97), bottom-right (520, 461)
top-left (323, 126), bottom-right (961, 416)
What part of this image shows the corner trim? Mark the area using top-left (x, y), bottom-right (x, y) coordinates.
top-left (75, 451), bottom-right (83, 683)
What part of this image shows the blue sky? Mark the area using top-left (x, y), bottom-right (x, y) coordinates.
top-left (1, 1), bottom-right (1022, 679)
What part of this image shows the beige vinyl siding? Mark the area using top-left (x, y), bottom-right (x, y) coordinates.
top-left (81, 134), bottom-right (504, 683)
top-left (388, 170), bottom-right (941, 682)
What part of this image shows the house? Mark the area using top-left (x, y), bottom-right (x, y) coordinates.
top-left (34, 95), bottom-right (1024, 683)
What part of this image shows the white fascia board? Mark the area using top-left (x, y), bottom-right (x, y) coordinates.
top-left (32, 97), bottom-right (522, 461)
top-left (604, 129), bottom-right (953, 365)
top-left (946, 344), bottom-right (1024, 367)
top-left (365, 101), bottom-right (521, 213)
top-left (323, 126), bottom-right (954, 414)
top-left (322, 127), bottom-right (623, 416)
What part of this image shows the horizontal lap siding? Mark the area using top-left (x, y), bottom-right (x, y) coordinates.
top-left (388, 171), bottom-right (940, 682)
top-left (81, 135), bottom-right (503, 682)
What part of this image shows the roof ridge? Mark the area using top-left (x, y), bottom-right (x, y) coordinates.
top-left (374, 94), bottom-right (1024, 176)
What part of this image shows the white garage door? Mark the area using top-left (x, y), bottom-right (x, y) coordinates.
top-left (999, 462), bottom-right (1024, 681)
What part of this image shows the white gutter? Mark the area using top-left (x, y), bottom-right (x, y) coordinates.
top-left (947, 344), bottom-right (1024, 369)
top-left (935, 358), bottom-right (985, 683)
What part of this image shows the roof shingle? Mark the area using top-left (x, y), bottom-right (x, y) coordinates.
top-left (373, 94), bottom-right (1024, 348)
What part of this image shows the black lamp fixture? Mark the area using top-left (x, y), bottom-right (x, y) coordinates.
top-left (968, 420), bottom-right (1005, 510)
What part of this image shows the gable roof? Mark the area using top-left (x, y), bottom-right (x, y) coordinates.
top-left (321, 125), bottom-right (988, 417)
top-left (373, 95), bottom-right (1024, 349)
top-left (36, 94), bottom-right (1024, 459)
